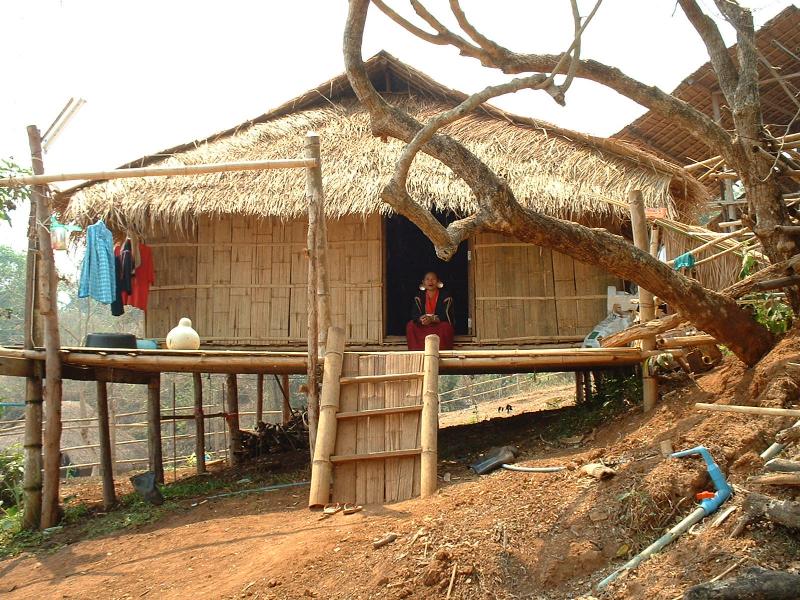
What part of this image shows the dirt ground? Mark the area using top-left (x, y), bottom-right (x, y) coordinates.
top-left (2, 330), bottom-right (799, 599)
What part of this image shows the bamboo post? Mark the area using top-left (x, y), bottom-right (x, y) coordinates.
top-left (308, 327), bottom-right (346, 509)
top-left (256, 373), bottom-right (264, 425)
top-left (305, 132), bottom-right (331, 352)
top-left (95, 380), bottom-right (116, 509)
top-left (628, 190), bottom-right (658, 413)
top-left (421, 334), bottom-right (440, 498)
top-left (281, 374), bottom-right (292, 425)
top-left (109, 391), bottom-right (117, 474)
top-left (21, 141), bottom-right (43, 529)
top-left (193, 373), bottom-right (206, 474)
top-left (29, 126), bottom-right (65, 529)
top-left (225, 374), bottom-right (242, 466)
top-left (147, 375), bottom-right (164, 484)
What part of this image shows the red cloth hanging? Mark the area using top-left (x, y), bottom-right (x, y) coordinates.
top-left (123, 243), bottom-right (155, 311)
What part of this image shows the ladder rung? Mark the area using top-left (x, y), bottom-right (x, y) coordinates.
top-left (330, 448), bottom-right (422, 463)
top-left (336, 405), bottom-right (423, 420)
top-left (339, 372), bottom-right (424, 386)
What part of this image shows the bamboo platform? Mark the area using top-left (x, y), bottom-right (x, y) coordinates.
top-left (0, 345), bottom-right (644, 377)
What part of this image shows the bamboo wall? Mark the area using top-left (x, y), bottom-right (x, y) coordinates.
top-left (147, 221), bottom-right (619, 345)
top-left (473, 233), bottom-right (620, 342)
top-left (146, 215), bottom-right (382, 344)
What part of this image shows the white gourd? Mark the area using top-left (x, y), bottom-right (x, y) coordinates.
top-left (166, 317), bottom-right (200, 350)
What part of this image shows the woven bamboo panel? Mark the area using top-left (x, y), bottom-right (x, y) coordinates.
top-left (148, 215), bottom-right (382, 344)
top-left (145, 227), bottom-right (198, 338)
top-left (474, 233), bottom-right (618, 340)
top-left (331, 351), bottom-right (424, 505)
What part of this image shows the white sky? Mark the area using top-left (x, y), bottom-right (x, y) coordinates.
top-left (0, 0), bottom-right (794, 253)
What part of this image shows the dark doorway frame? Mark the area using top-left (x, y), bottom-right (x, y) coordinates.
top-left (383, 211), bottom-right (472, 339)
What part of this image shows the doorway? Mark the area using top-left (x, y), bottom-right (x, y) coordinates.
top-left (385, 212), bottom-right (470, 337)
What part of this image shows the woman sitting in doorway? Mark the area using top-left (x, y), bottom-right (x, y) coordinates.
top-left (406, 271), bottom-right (455, 351)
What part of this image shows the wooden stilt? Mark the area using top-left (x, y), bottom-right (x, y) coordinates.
top-left (95, 380), bottom-right (116, 509)
top-left (193, 373), bottom-right (206, 474)
top-left (225, 374), bottom-right (242, 466)
top-left (305, 133), bottom-right (331, 352)
top-left (108, 390), bottom-right (117, 474)
top-left (629, 190), bottom-right (658, 412)
top-left (147, 375), bottom-right (164, 484)
top-left (305, 136), bottom-right (320, 457)
top-left (420, 334), bottom-right (440, 498)
top-left (256, 373), bottom-right (264, 425)
top-left (281, 374), bottom-right (291, 424)
top-left (575, 371), bottom-right (585, 403)
top-left (29, 125), bottom-right (64, 529)
top-left (308, 327), bottom-right (346, 509)
top-left (583, 370), bottom-right (592, 402)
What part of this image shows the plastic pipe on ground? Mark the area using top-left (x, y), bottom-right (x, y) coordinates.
top-left (501, 464), bottom-right (565, 473)
top-left (596, 446), bottom-right (731, 591)
top-left (204, 480), bottom-right (310, 501)
top-left (760, 419), bottom-right (800, 461)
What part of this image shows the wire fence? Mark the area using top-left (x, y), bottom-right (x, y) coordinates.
top-left (438, 372), bottom-right (574, 414)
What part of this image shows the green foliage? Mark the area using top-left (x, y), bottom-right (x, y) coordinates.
top-left (739, 249), bottom-right (759, 279)
top-left (0, 245), bottom-right (27, 346)
top-left (750, 294), bottom-right (793, 334)
top-left (0, 158), bottom-right (31, 224)
top-left (0, 444), bottom-right (25, 550)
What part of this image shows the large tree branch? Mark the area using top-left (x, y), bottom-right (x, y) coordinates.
top-left (679, 0), bottom-right (739, 102)
top-left (370, 0), bottom-right (737, 163)
top-left (345, 0), bottom-right (774, 365)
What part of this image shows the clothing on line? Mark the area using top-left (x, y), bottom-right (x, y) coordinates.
top-left (78, 221), bottom-right (116, 305)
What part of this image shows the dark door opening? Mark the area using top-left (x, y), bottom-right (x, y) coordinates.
top-left (385, 212), bottom-right (470, 337)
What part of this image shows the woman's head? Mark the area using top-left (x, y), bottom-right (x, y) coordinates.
top-left (421, 271), bottom-right (442, 291)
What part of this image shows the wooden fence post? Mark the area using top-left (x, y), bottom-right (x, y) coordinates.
top-left (225, 374), bottom-right (242, 466)
top-left (96, 380), bottom-right (116, 509)
top-left (193, 373), bottom-right (206, 474)
top-left (29, 125), bottom-right (65, 529)
top-left (421, 334), bottom-right (440, 498)
top-left (147, 375), bottom-right (164, 484)
top-left (628, 190), bottom-right (658, 412)
top-left (308, 327), bottom-right (345, 509)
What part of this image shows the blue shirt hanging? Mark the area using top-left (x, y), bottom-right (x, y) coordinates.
top-left (78, 221), bottom-right (116, 304)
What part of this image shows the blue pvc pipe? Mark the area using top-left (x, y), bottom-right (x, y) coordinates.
top-left (597, 446), bottom-right (731, 591)
top-left (0, 402), bottom-right (25, 407)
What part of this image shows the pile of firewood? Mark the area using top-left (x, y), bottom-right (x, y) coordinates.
top-left (238, 412), bottom-right (309, 459)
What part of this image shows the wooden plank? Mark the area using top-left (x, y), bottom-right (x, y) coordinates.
top-left (398, 352), bottom-right (423, 501)
top-left (336, 404), bottom-right (423, 420)
top-left (366, 354), bottom-right (386, 505)
top-left (330, 448), bottom-right (422, 463)
top-left (331, 353), bottom-right (359, 504)
top-left (339, 372), bottom-right (424, 385)
top-left (354, 354), bottom-right (371, 505)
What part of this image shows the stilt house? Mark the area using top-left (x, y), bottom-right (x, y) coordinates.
top-left (59, 52), bottom-right (707, 349)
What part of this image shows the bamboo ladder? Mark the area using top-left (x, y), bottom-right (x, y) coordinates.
top-left (309, 331), bottom-right (440, 508)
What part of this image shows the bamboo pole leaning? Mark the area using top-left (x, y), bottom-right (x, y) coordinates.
top-left (305, 134), bottom-right (322, 457)
top-left (695, 403), bottom-right (800, 418)
top-left (0, 158), bottom-right (318, 188)
top-left (306, 132), bottom-right (332, 353)
top-left (308, 327), bottom-right (345, 509)
top-left (420, 334), bottom-right (441, 498)
top-left (29, 126), bottom-right (65, 529)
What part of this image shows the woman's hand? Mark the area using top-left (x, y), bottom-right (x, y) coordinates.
top-left (420, 315), bottom-right (431, 325)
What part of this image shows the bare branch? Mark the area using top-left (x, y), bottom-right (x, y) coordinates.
top-left (371, 0), bottom-right (475, 51)
top-left (448, 0), bottom-right (511, 61)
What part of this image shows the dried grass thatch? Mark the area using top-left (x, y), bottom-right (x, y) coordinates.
top-left (59, 52), bottom-right (708, 234)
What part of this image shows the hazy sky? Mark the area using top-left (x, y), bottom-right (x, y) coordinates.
top-left (1, 0), bottom-right (794, 251)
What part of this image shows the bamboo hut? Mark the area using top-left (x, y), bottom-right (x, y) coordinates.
top-left (57, 52), bottom-right (708, 349)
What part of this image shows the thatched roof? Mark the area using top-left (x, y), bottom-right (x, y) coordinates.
top-left (614, 6), bottom-right (800, 172)
top-left (59, 52), bottom-right (708, 232)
